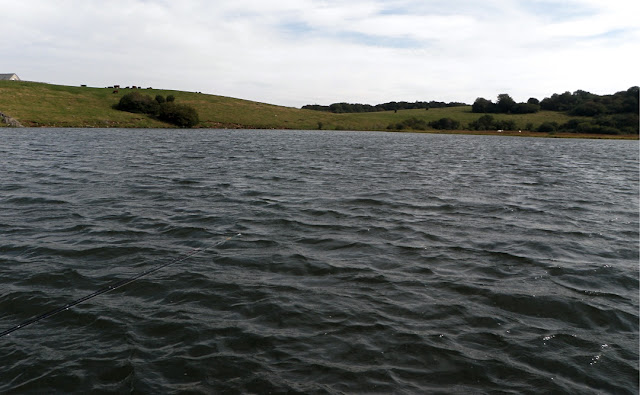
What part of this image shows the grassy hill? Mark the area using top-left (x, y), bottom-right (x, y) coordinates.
top-left (0, 80), bottom-right (633, 138)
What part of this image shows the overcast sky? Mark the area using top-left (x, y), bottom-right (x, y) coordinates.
top-left (2, 0), bottom-right (638, 107)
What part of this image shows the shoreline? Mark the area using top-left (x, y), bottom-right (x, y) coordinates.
top-left (391, 129), bottom-right (639, 140)
top-left (2, 125), bottom-right (637, 140)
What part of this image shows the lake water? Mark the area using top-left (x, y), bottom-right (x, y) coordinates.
top-left (0, 128), bottom-right (638, 393)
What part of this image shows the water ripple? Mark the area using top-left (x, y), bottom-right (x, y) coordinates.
top-left (0, 129), bottom-right (637, 393)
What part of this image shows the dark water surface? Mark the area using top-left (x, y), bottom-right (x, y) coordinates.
top-left (1, 128), bottom-right (638, 393)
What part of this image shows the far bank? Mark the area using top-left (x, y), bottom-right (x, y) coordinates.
top-left (1, 81), bottom-right (637, 139)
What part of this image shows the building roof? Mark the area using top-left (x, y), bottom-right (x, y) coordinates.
top-left (0, 73), bottom-right (20, 81)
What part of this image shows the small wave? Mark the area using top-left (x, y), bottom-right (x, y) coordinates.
top-left (3, 196), bottom-right (69, 205)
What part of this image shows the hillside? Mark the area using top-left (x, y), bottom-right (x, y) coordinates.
top-left (0, 81), bottom-right (635, 138)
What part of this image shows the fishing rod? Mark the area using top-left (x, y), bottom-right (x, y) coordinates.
top-left (0, 233), bottom-right (241, 338)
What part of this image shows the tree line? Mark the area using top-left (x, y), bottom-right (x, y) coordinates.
top-left (115, 92), bottom-right (199, 128)
top-left (472, 86), bottom-right (638, 116)
top-left (388, 112), bottom-right (637, 135)
top-left (384, 86), bottom-right (638, 134)
top-left (302, 100), bottom-right (467, 113)
top-left (472, 94), bottom-right (540, 114)
top-left (470, 87), bottom-right (638, 134)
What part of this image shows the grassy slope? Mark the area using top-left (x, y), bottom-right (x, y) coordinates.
top-left (0, 81), bottom-right (633, 139)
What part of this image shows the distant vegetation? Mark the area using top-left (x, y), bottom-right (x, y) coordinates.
top-left (306, 87), bottom-right (638, 136)
top-left (466, 87), bottom-right (639, 135)
top-left (472, 94), bottom-right (540, 114)
top-left (115, 92), bottom-right (199, 127)
top-left (467, 115), bottom-right (519, 131)
top-left (387, 117), bottom-right (461, 131)
top-left (0, 81), bottom-right (636, 138)
top-left (303, 100), bottom-right (467, 113)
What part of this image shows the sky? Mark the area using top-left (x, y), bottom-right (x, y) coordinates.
top-left (1, 0), bottom-right (638, 107)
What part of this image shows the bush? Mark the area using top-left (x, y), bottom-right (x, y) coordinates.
top-left (558, 116), bottom-right (637, 135)
top-left (468, 115), bottom-right (495, 130)
top-left (495, 119), bottom-right (518, 131)
top-left (428, 117), bottom-right (460, 130)
top-left (575, 122), bottom-right (619, 135)
top-left (595, 113), bottom-right (639, 133)
top-left (387, 117), bottom-right (428, 130)
top-left (560, 119), bottom-right (583, 131)
top-left (537, 122), bottom-right (558, 133)
top-left (116, 92), bottom-right (160, 115)
top-left (158, 102), bottom-right (199, 127)
top-left (114, 92), bottom-right (200, 128)
top-left (405, 117), bottom-right (428, 130)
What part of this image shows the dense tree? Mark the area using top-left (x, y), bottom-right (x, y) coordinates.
top-left (511, 102), bottom-right (540, 114)
top-left (540, 91), bottom-right (581, 111)
top-left (538, 86), bottom-right (639, 120)
top-left (472, 94), bottom-right (537, 114)
top-left (496, 94), bottom-right (516, 113)
top-left (472, 97), bottom-right (496, 113)
top-left (303, 100), bottom-right (466, 113)
top-left (569, 101), bottom-right (606, 116)
top-left (302, 104), bottom-right (331, 111)
top-left (539, 96), bottom-right (557, 111)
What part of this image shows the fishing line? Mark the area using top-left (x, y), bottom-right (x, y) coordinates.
top-left (0, 233), bottom-right (241, 338)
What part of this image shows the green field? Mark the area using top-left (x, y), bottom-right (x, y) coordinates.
top-left (0, 80), bottom-right (630, 139)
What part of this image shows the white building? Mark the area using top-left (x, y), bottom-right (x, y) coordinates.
top-left (0, 73), bottom-right (21, 81)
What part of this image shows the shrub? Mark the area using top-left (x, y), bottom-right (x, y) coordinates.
top-left (386, 117), bottom-right (429, 131)
top-left (166, 95), bottom-right (176, 102)
top-left (575, 122), bottom-right (619, 135)
top-left (560, 119), bottom-right (583, 131)
top-left (495, 119), bottom-right (518, 131)
top-left (428, 117), bottom-right (460, 130)
top-left (468, 115), bottom-right (495, 130)
top-left (116, 92), bottom-right (159, 115)
top-left (404, 117), bottom-right (428, 130)
top-left (595, 113), bottom-right (639, 133)
top-left (155, 95), bottom-right (166, 104)
top-left (537, 122), bottom-right (558, 133)
top-left (158, 102), bottom-right (199, 127)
